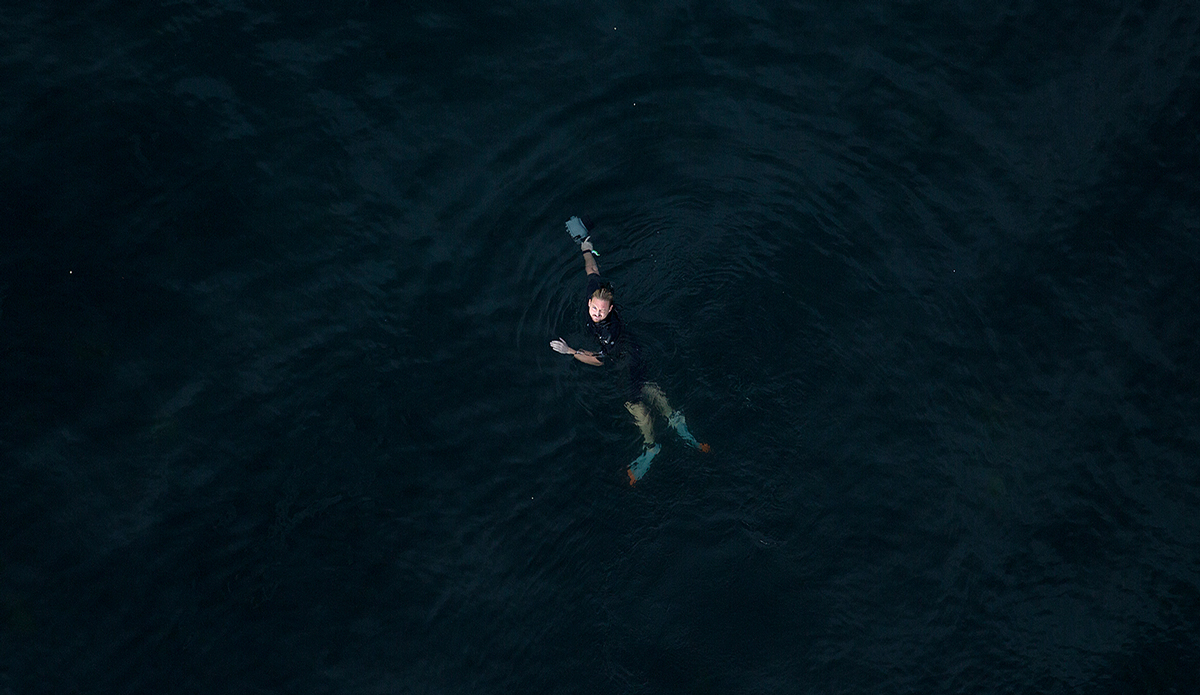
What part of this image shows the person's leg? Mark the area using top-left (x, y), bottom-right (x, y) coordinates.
top-left (641, 382), bottom-right (674, 418)
top-left (625, 399), bottom-right (662, 485)
top-left (624, 400), bottom-right (655, 446)
top-left (644, 382), bottom-right (706, 450)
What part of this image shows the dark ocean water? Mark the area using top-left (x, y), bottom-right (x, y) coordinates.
top-left (3, 1), bottom-right (1199, 693)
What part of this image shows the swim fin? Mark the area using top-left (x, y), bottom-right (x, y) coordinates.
top-left (668, 411), bottom-right (710, 452)
top-left (627, 443), bottom-right (661, 485)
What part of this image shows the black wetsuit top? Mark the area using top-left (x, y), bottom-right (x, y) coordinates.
top-left (585, 275), bottom-right (649, 402)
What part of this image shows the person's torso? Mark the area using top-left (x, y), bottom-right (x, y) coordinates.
top-left (583, 275), bottom-right (643, 366)
top-left (588, 310), bottom-right (624, 360)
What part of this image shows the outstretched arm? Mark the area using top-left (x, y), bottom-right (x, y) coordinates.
top-left (581, 239), bottom-right (599, 276)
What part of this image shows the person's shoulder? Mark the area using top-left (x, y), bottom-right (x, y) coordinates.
top-left (586, 274), bottom-right (611, 293)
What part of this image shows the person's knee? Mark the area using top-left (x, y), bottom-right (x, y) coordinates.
top-left (642, 382), bottom-right (672, 414)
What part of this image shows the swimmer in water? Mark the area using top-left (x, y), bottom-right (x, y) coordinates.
top-left (550, 219), bottom-right (708, 484)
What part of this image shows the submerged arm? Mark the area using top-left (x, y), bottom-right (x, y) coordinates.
top-left (550, 338), bottom-right (604, 366)
top-left (572, 348), bottom-right (603, 366)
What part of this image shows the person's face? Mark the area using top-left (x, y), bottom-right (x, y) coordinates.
top-left (588, 297), bottom-right (612, 323)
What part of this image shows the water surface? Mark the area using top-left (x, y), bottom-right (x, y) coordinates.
top-left (2, 1), bottom-right (1198, 693)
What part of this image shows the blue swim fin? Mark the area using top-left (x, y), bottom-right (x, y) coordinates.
top-left (668, 411), bottom-right (711, 452)
top-left (627, 443), bottom-right (661, 485)
top-left (668, 411), bottom-right (698, 447)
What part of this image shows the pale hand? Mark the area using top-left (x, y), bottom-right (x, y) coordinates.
top-left (580, 239), bottom-right (594, 254)
top-left (550, 338), bottom-right (573, 355)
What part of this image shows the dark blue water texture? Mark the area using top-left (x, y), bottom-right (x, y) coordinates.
top-left (2, 1), bottom-right (1199, 693)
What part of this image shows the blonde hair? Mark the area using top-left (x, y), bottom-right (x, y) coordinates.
top-left (591, 286), bottom-right (614, 303)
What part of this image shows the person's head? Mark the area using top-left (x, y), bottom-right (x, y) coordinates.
top-left (588, 285), bottom-right (614, 323)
